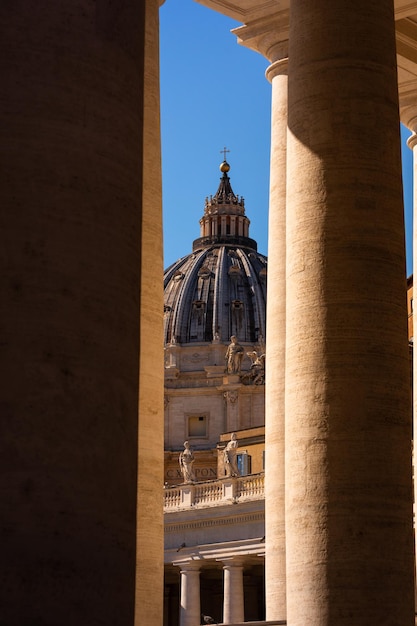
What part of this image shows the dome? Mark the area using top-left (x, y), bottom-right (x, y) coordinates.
top-left (164, 161), bottom-right (267, 345)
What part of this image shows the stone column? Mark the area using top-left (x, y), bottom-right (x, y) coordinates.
top-left (264, 56), bottom-right (288, 623)
top-left (135, 0), bottom-right (165, 625)
top-left (286, 1), bottom-right (414, 624)
top-left (401, 105), bottom-right (417, 614)
top-left (408, 130), bottom-right (417, 616)
top-left (232, 18), bottom-right (289, 621)
top-left (222, 558), bottom-right (245, 624)
top-left (164, 586), bottom-right (170, 626)
top-left (179, 562), bottom-right (201, 626)
top-left (0, 1), bottom-right (149, 624)
top-left (233, 17), bottom-right (289, 620)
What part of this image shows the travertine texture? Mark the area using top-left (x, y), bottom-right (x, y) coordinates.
top-left (406, 129), bottom-right (417, 609)
top-left (264, 58), bottom-right (288, 623)
top-left (223, 558), bottom-right (245, 624)
top-left (135, 0), bottom-right (165, 624)
top-left (0, 1), bottom-right (146, 623)
top-left (179, 563), bottom-right (201, 626)
top-left (285, 0), bottom-right (414, 624)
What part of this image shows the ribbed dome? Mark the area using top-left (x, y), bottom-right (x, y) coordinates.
top-left (164, 161), bottom-right (267, 345)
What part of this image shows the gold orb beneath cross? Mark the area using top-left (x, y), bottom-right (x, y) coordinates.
top-left (220, 160), bottom-right (230, 173)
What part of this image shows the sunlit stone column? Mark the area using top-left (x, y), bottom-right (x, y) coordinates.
top-left (408, 129), bottom-right (417, 616)
top-left (222, 558), bottom-right (245, 624)
top-left (135, 0), bottom-right (165, 625)
top-left (233, 19), bottom-right (289, 620)
top-left (285, 0), bottom-right (414, 624)
top-left (179, 562), bottom-right (201, 626)
top-left (401, 105), bottom-right (417, 615)
top-left (0, 1), bottom-right (148, 623)
top-left (264, 56), bottom-right (288, 623)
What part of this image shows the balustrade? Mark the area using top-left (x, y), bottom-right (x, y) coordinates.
top-left (164, 473), bottom-right (264, 511)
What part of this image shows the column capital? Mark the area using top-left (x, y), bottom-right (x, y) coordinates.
top-left (407, 132), bottom-right (417, 151)
top-left (399, 87), bottom-right (417, 133)
top-left (223, 389), bottom-right (239, 404)
top-left (265, 58), bottom-right (288, 84)
top-left (174, 559), bottom-right (201, 572)
top-left (231, 11), bottom-right (289, 63)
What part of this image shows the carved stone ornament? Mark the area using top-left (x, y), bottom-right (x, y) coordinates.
top-left (224, 390), bottom-right (238, 404)
top-left (183, 352), bottom-right (209, 364)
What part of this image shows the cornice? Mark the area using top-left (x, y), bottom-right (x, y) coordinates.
top-left (396, 17), bottom-right (417, 68)
top-left (165, 510), bottom-right (265, 535)
top-left (196, 0), bottom-right (417, 22)
top-left (232, 12), bottom-right (289, 62)
top-left (194, 0), bottom-right (286, 23)
top-left (395, 1), bottom-right (417, 20)
top-left (170, 541), bottom-right (265, 565)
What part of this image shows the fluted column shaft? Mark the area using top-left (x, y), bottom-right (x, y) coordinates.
top-left (135, 0), bottom-right (165, 624)
top-left (264, 57), bottom-right (288, 623)
top-left (286, 1), bottom-right (414, 624)
top-left (0, 1), bottom-right (147, 623)
top-left (222, 558), bottom-right (245, 624)
top-left (179, 563), bottom-right (201, 626)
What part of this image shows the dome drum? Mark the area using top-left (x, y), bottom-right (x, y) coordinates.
top-left (192, 235), bottom-right (258, 252)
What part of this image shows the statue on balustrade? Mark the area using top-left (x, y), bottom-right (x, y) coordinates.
top-left (224, 432), bottom-right (239, 477)
top-left (179, 441), bottom-right (196, 483)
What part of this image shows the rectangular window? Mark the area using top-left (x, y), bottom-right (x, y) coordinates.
top-left (188, 415), bottom-right (207, 438)
top-left (237, 452), bottom-right (251, 476)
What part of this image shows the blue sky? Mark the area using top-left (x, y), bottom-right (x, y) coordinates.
top-left (160, 0), bottom-right (414, 277)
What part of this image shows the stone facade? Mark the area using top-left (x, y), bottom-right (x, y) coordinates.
top-left (2, 1), bottom-right (417, 624)
top-left (163, 165), bottom-right (268, 623)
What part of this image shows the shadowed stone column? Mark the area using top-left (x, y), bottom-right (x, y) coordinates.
top-left (222, 557), bottom-right (245, 624)
top-left (285, 0), bottom-right (414, 624)
top-left (0, 1), bottom-right (152, 624)
top-left (135, 0), bottom-right (165, 625)
top-left (179, 562), bottom-right (201, 626)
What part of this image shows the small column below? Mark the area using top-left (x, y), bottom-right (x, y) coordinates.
top-left (222, 557), bottom-right (245, 624)
top-left (178, 562), bottom-right (201, 626)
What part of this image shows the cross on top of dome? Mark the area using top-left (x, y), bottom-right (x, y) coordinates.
top-left (220, 147), bottom-right (231, 173)
top-left (208, 149), bottom-right (242, 208)
top-left (220, 146), bottom-right (230, 161)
